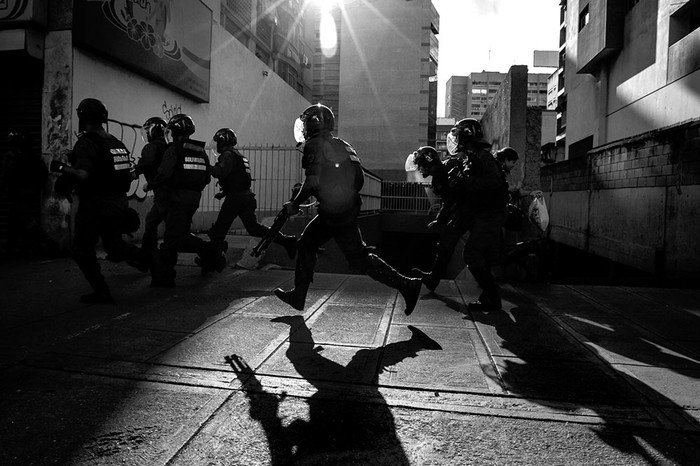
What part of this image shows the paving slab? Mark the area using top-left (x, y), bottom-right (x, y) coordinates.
top-left (4, 254), bottom-right (700, 465)
top-left (472, 307), bottom-right (595, 362)
top-left (0, 366), bottom-right (230, 466)
top-left (513, 283), bottom-right (613, 317)
top-left (559, 314), bottom-right (700, 368)
top-left (167, 378), bottom-right (700, 466)
top-left (378, 324), bottom-right (495, 392)
top-left (394, 293), bottom-right (471, 328)
top-left (51, 324), bottom-right (189, 362)
top-left (572, 285), bottom-right (700, 345)
top-left (308, 303), bottom-right (387, 346)
top-left (327, 274), bottom-right (397, 307)
top-left (261, 341), bottom-right (382, 385)
top-left (616, 364), bottom-right (700, 410)
top-left (492, 356), bottom-right (643, 405)
top-left (150, 313), bottom-right (291, 370)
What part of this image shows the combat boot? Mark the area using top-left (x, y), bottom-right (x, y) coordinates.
top-left (467, 266), bottom-right (501, 311)
top-left (410, 267), bottom-right (440, 292)
top-left (366, 253), bottom-right (422, 316)
top-left (274, 254), bottom-right (314, 311)
top-left (274, 285), bottom-right (309, 311)
top-left (196, 241), bottom-right (227, 276)
top-left (126, 247), bottom-right (151, 273)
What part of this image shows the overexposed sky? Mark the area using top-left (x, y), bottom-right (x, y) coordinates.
top-left (431, 0), bottom-right (561, 117)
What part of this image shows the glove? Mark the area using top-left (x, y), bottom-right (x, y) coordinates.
top-left (50, 160), bottom-right (66, 173)
top-left (284, 201), bottom-right (300, 216)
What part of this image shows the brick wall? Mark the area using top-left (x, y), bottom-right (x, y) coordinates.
top-left (541, 118), bottom-right (700, 281)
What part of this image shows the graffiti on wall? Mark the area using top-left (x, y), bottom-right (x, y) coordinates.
top-left (161, 100), bottom-right (182, 121)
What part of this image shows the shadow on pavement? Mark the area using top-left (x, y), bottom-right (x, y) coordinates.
top-left (228, 315), bottom-right (442, 465)
top-left (470, 285), bottom-right (700, 465)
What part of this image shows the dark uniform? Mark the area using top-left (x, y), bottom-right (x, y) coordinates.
top-left (207, 130), bottom-right (296, 258)
top-left (68, 121), bottom-right (147, 303)
top-left (135, 121), bottom-right (168, 252)
top-left (274, 104), bottom-right (421, 314)
top-left (149, 128), bottom-right (217, 286)
top-left (411, 147), bottom-right (474, 291)
top-left (452, 121), bottom-right (508, 310)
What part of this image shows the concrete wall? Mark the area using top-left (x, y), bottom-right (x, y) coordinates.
top-left (541, 118), bottom-right (700, 281)
top-left (481, 64), bottom-right (542, 209)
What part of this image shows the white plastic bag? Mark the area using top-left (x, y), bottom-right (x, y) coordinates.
top-left (528, 196), bottom-right (549, 232)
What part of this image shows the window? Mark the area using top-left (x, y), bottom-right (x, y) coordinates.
top-left (669, 0), bottom-right (700, 46)
top-left (578, 4), bottom-right (589, 31)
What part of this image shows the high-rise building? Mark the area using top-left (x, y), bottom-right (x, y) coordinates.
top-left (221, 0), bottom-right (315, 99)
top-left (311, 0), bottom-right (440, 180)
top-left (446, 71), bottom-right (551, 120)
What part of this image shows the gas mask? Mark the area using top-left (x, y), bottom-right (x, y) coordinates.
top-left (446, 131), bottom-right (459, 156)
top-left (293, 117), bottom-right (306, 144)
top-left (164, 128), bottom-right (174, 144)
top-left (140, 125), bottom-right (156, 144)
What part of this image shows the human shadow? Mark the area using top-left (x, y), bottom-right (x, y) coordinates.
top-left (472, 287), bottom-right (700, 465)
top-left (229, 316), bottom-right (442, 465)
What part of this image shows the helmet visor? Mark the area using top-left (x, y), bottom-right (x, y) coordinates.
top-left (140, 126), bottom-right (149, 143)
top-left (209, 138), bottom-right (222, 156)
top-left (164, 128), bottom-right (174, 144)
top-left (293, 117), bottom-right (306, 144)
top-left (446, 131), bottom-right (459, 155)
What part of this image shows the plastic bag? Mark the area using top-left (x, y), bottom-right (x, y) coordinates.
top-left (528, 196), bottom-right (549, 232)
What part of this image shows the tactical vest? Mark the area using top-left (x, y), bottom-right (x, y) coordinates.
top-left (218, 149), bottom-right (252, 193)
top-left (312, 137), bottom-right (364, 217)
top-left (168, 139), bottom-right (210, 191)
top-left (140, 139), bottom-right (168, 183)
top-left (78, 131), bottom-right (134, 196)
top-left (465, 149), bottom-right (509, 213)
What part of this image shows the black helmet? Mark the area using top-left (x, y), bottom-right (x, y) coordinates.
top-left (413, 146), bottom-right (440, 169)
top-left (213, 128), bottom-right (238, 147)
top-left (298, 103), bottom-right (334, 141)
top-left (496, 147), bottom-right (519, 163)
top-left (76, 98), bottom-right (108, 124)
top-left (142, 117), bottom-right (167, 142)
top-left (447, 118), bottom-right (486, 154)
top-left (6, 131), bottom-right (27, 147)
top-left (166, 114), bottom-right (195, 138)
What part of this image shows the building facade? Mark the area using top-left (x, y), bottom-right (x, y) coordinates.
top-left (542, 0), bottom-right (700, 281)
top-left (313, 0), bottom-right (440, 181)
top-left (557, 0), bottom-right (699, 160)
top-left (445, 71), bottom-right (552, 121)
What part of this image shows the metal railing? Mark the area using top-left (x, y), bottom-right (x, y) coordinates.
top-left (380, 181), bottom-right (441, 215)
top-left (199, 145), bottom-right (385, 218)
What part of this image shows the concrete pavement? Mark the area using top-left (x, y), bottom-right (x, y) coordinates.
top-left (1, 237), bottom-right (700, 465)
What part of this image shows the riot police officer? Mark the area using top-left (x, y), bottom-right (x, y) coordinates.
top-left (148, 114), bottom-right (221, 287)
top-left (135, 117), bottom-right (168, 252)
top-left (274, 104), bottom-right (421, 314)
top-left (410, 146), bottom-right (473, 292)
top-left (448, 118), bottom-right (508, 311)
top-left (50, 98), bottom-right (148, 303)
top-left (207, 128), bottom-right (297, 259)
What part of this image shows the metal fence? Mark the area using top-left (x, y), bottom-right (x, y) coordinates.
top-left (380, 181), bottom-right (441, 215)
top-left (199, 145), bottom-right (384, 218)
